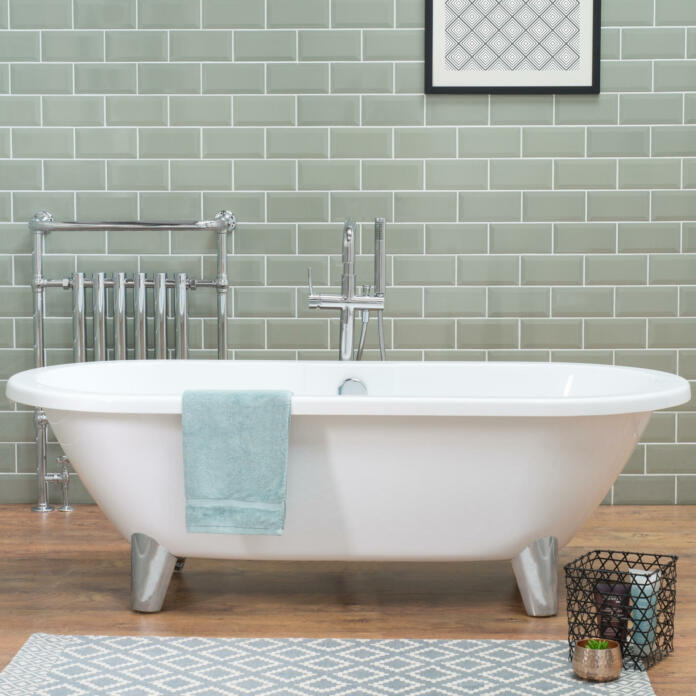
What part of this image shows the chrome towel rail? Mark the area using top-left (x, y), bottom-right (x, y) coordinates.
top-left (29, 209), bottom-right (237, 513)
top-left (29, 217), bottom-right (232, 234)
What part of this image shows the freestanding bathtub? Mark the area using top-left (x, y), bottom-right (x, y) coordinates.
top-left (7, 360), bottom-right (690, 615)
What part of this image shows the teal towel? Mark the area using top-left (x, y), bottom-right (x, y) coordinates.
top-left (182, 390), bottom-right (292, 535)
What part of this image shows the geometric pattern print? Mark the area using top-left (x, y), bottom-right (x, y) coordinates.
top-left (0, 635), bottom-right (655, 696)
top-left (444, 0), bottom-right (581, 71)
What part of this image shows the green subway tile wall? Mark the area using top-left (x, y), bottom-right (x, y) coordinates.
top-left (0, 0), bottom-right (695, 504)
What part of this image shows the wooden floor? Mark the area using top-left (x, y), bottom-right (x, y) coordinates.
top-left (0, 505), bottom-right (694, 694)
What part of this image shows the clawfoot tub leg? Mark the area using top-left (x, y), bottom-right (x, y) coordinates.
top-left (174, 558), bottom-right (186, 572)
top-left (130, 533), bottom-right (177, 613)
top-left (511, 536), bottom-right (558, 617)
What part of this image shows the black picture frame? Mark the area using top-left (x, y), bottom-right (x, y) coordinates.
top-left (425, 0), bottom-right (601, 95)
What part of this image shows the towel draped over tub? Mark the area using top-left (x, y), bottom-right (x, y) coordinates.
top-left (182, 390), bottom-right (292, 535)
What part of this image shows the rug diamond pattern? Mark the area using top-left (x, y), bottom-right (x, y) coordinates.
top-left (0, 635), bottom-right (655, 695)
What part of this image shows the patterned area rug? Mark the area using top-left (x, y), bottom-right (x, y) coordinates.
top-left (0, 634), bottom-right (655, 695)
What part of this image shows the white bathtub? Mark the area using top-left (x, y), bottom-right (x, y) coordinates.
top-left (7, 360), bottom-right (689, 614)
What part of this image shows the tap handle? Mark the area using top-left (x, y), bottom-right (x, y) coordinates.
top-left (307, 266), bottom-right (314, 295)
top-left (343, 219), bottom-right (356, 266)
top-left (56, 456), bottom-right (73, 512)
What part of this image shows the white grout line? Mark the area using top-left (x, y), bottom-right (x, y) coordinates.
top-left (0, 11), bottom-right (695, 490)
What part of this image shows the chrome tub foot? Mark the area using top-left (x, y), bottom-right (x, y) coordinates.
top-left (130, 533), bottom-right (177, 613)
top-left (511, 536), bottom-right (558, 617)
top-left (174, 557), bottom-right (186, 572)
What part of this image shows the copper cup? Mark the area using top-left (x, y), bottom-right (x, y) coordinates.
top-left (572, 639), bottom-right (623, 682)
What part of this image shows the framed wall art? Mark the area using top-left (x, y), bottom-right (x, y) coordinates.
top-left (425, 0), bottom-right (601, 94)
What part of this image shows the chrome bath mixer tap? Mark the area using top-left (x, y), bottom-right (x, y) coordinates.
top-left (307, 218), bottom-right (386, 361)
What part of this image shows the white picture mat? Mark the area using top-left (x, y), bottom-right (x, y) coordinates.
top-left (431, 0), bottom-right (595, 87)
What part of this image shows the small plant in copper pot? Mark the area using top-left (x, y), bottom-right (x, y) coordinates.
top-left (572, 638), bottom-right (622, 682)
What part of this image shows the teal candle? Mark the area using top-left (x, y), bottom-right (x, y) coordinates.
top-left (629, 568), bottom-right (661, 655)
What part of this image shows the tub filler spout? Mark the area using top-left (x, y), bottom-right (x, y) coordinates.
top-left (307, 218), bottom-right (386, 360)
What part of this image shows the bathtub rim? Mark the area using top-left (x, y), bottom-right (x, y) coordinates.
top-left (6, 360), bottom-right (691, 418)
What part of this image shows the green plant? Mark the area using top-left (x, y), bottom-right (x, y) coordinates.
top-left (586, 639), bottom-right (611, 650)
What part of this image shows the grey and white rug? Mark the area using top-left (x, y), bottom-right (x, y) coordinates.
top-left (0, 634), bottom-right (655, 695)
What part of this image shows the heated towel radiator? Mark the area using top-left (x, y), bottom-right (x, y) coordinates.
top-left (28, 210), bottom-right (237, 512)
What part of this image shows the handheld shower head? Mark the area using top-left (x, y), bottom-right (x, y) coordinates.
top-left (374, 217), bottom-right (386, 297)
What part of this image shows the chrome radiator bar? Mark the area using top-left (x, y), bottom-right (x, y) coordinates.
top-left (175, 272), bottom-right (188, 360)
top-left (92, 272), bottom-right (106, 361)
top-left (154, 272), bottom-right (168, 360)
top-left (29, 210), bottom-right (236, 512)
top-left (113, 272), bottom-right (127, 361)
top-left (72, 272), bottom-right (86, 363)
top-left (134, 272), bottom-right (147, 360)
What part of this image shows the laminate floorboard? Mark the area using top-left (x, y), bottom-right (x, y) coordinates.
top-left (0, 505), bottom-right (693, 694)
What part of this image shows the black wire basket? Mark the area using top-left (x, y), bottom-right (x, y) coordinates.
top-left (564, 550), bottom-right (677, 671)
